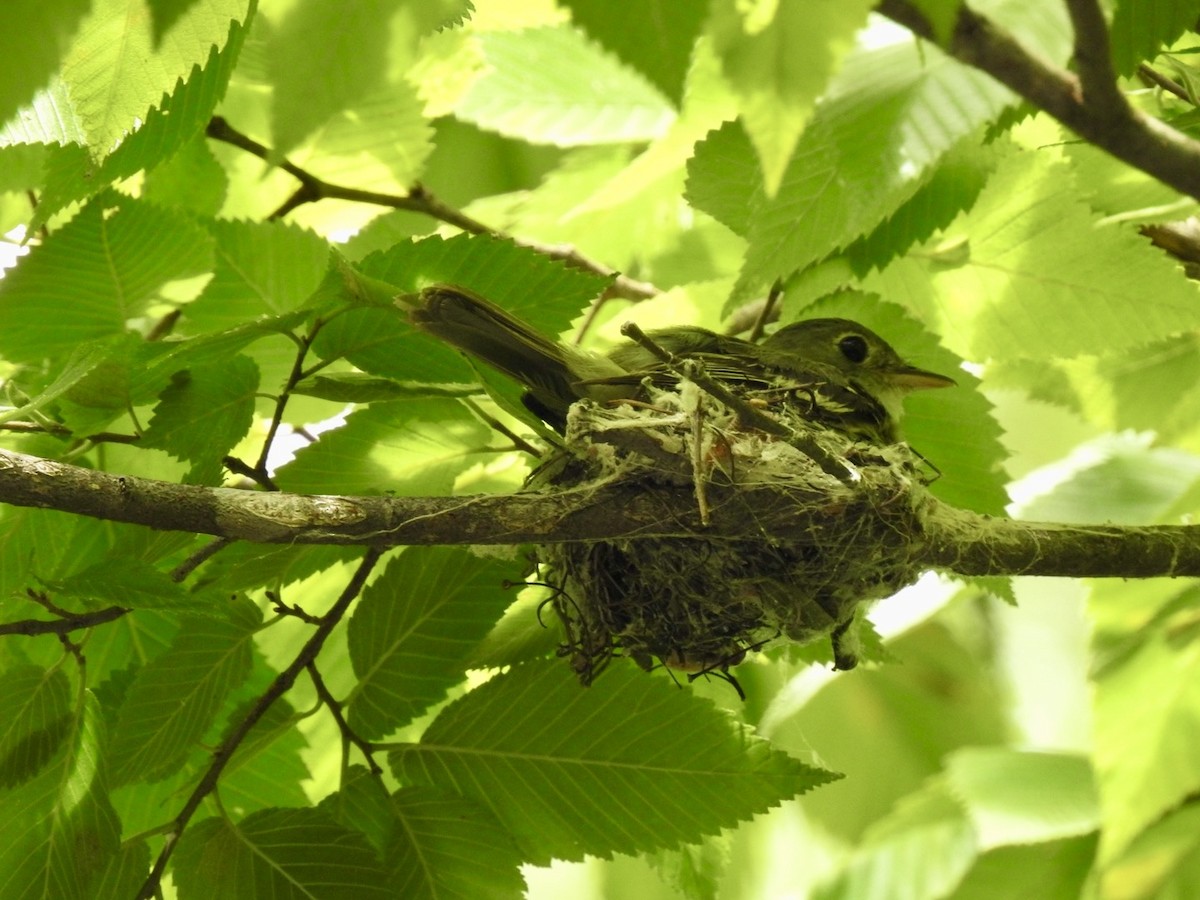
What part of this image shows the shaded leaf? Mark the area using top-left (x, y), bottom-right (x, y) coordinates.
top-left (347, 548), bottom-right (516, 737)
top-left (390, 661), bottom-right (837, 863)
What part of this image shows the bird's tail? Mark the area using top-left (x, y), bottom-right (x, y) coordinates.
top-left (406, 284), bottom-right (614, 427)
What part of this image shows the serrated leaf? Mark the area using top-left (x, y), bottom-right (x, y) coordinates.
top-left (186, 220), bottom-right (331, 330)
top-left (273, 398), bottom-right (498, 496)
top-left (46, 559), bottom-right (190, 611)
top-left (390, 661), bottom-right (837, 863)
top-left (0, 194), bottom-right (212, 364)
top-left (866, 148), bottom-right (1200, 363)
top-left (172, 807), bottom-right (393, 899)
top-left (388, 786), bottom-right (526, 900)
top-left (733, 11), bottom-right (1068, 298)
top-left (0, 693), bottom-right (121, 900)
top-left (710, 0), bottom-right (872, 195)
top-left (108, 598), bottom-right (259, 785)
top-left (456, 26), bottom-right (675, 146)
top-left (33, 15), bottom-right (246, 227)
top-left (347, 548), bottom-right (515, 738)
top-left (944, 748), bottom-right (1099, 848)
top-left (141, 132), bottom-right (228, 216)
top-left (142, 354), bottom-right (260, 465)
top-left (0, 0), bottom-right (90, 128)
top-left (561, 0), bottom-right (706, 106)
top-left (61, 0), bottom-right (248, 158)
top-left (219, 698), bottom-right (311, 814)
top-left (685, 119), bottom-right (761, 236)
top-left (1111, 0), bottom-right (1200, 75)
top-left (0, 666), bottom-right (72, 789)
top-left (320, 766), bottom-right (395, 854)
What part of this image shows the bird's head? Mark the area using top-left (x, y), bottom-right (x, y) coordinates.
top-left (759, 318), bottom-right (955, 418)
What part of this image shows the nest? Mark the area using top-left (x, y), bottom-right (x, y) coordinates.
top-left (533, 380), bottom-right (931, 688)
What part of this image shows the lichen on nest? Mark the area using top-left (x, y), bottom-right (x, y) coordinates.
top-left (531, 378), bottom-right (932, 688)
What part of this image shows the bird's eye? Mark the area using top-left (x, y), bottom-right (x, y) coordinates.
top-left (837, 334), bottom-right (869, 364)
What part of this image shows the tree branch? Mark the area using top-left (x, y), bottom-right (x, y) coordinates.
top-left (877, 0), bottom-right (1200, 202)
top-left (137, 548), bottom-right (384, 900)
top-left (205, 116), bottom-right (658, 301)
top-left (0, 605), bottom-right (127, 636)
top-left (5, 448), bottom-right (1200, 579)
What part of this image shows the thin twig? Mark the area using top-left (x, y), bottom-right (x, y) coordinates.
top-left (205, 116), bottom-right (659, 301)
top-left (0, 605), bottom-right (127, 636)
top-left (307, 662), bottom-right (383, 776)
top-left (1138, 63), bottom-right (1195, 104)
top-left (171, 538), bottom-right (232, 582)
top-left (136, 547), bottom-right (385, 900)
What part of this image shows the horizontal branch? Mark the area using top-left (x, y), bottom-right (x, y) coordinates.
top-left (4, 449), bottom-right (1200, 581)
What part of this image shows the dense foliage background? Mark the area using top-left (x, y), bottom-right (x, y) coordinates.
top-left (3, 0), bottom-right (1200, 897)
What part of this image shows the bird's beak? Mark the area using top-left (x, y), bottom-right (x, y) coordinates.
top-left (884, 365), bottom-right (957, 391)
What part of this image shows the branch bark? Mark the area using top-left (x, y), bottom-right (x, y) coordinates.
top-left (877, 0), bottom-right (1200, 202)
top-left (4, 448), bottom-right (1200, 580)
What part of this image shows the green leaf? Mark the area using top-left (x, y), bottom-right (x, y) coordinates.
top-left (319, 766), bottom-right (395, 854)
top-left (141, 132), bottom-right (228, 216)
top-left (108, 598), bottom-right (259, 785)
top-left (1093, 630), bottom-right (1200, 863)
top-left (814, 785), bottom-right (977, 900)
top-left (219, 698), bottom-right (312, 814)
top-left (847, 138), bottom-right (999, 275)
top-left (347, 548), bottom-right (516, 738)
top-left (0, 194), bottom-right (212, 364)
top-left (710, 0), bottom-right (872, 195)
top-left (142, 355), bottom-right (260, 465)
top-left (45, 559), bottom-right (193, 612)
top-left (867, 147), bottom-right (1200, 362)
top-left (1101, 801), bottom-right (1200, 899)
top-left (129, 311), bottom-right (310, 404)
top-left (266, 0), bottom-right (393, 156)
top-left (943, 748), bottom-right (1099, 848)
top-left (388, 786), bottom-right (526, 899)
top-left (1110, 0), bottom-right (1200, 75)
top-left (0, 334), bottom-right (134, 427)
top-left (456, 26), bottom-right (675, 146)
top-left (273, 398), bottom-right (498, 496)
top-left (560, 0), bottom-right (706, 106)
top-left (686, 119), bottom-right (761, 236)
top-left (0, 0), bottom-right (90, 128)
top-left (172, 807), bottom-right (393, 899)
top-left (186, 220), bottom-right (331, 329)
top-left (61, 0), bottom-right (249, 158)
top-left (148, 0), bottom-right (205, 44)
top-left (390, 660), bottom-right (837, 863)
top-left (0, 693), bottom-right (122, 900)
top-left (733, 11), bottom-right (1068, 298)
top-left (0, 666), bottom-right (72, 788)
top-left (33, 14), bottom-right (246, 227)
top-left (293, 373), bottom-right (478, 404)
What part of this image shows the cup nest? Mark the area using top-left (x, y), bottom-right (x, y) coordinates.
top-left (531, 379), bottom-right (931, 687)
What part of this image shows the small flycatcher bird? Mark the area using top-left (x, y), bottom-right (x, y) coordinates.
top-left (407, 284), bottom-right (954, 442)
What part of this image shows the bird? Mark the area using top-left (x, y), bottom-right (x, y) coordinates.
top-left (407, 283), bottom-right (955, 443)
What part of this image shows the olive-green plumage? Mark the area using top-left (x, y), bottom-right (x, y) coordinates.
top-left (408, 284), bottom-right (954, 440)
